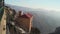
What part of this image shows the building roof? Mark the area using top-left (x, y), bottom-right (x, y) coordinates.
top-left (20, 13), bottom-right (33, 18)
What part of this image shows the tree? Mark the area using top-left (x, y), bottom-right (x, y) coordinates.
top-left (0, 7), bottom-right (4, 21)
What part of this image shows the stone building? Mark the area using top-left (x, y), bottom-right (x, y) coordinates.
top-left (0, 6), bottom-right (33, 34)
top-left (14, 11), bottom-right (33, 33)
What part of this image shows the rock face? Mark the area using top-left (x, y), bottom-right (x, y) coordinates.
top-left (4, 7), bottom-right (17, 34)
top-left (30, 27), bottom-right (40, 34)
top-left (49, 27), bottom-right (60, 34)
top-left (0, 8), bottom-right (6, 34)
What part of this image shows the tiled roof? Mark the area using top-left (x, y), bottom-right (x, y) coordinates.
top-left (20, 13), bottom-right (33, 18)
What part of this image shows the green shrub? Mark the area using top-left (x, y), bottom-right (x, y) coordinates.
top-left (0, 7), bottom-right (4, 21)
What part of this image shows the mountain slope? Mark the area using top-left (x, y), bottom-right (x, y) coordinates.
top-left (5, 4), bottom-right (60, 34)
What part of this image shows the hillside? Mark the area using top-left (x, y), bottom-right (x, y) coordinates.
top-left (5, 4), bottom-right (60, 34)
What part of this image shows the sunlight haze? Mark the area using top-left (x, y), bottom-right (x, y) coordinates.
top-left (5, 0), bottom-right (60, 11)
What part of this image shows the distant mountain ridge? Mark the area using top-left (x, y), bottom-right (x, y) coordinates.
top-left (5, 4), bottom-right (50, 12)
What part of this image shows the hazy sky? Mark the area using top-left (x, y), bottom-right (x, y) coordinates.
top-left (5, 0), bottom-right (60, 11)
